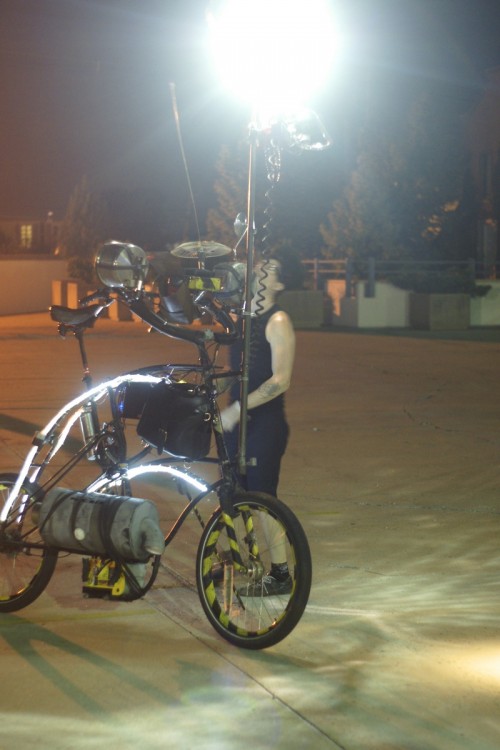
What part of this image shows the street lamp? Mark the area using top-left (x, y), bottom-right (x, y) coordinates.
top-left (207, 0), bottom-right (335, 474)
top-left (207, 0), bottom-right (335, 127)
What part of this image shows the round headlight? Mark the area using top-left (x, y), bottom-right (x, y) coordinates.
top-left (95, 241), bottom-right (149, 289)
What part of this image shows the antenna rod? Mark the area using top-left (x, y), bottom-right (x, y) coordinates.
top-left (169, 82), bottom-right (202, 244)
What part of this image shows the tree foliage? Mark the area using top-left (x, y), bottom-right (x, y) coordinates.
top-left (205, 144), bottom-right (248, 248)
top-left (320, 139), bottom-right (405, 260)
top-left (59, 176), bottom-right (109, 261)
top-left (207, 140), bottom-right (341, 258)
top-left (59, 177), bottom-right (191, 280)
top-left (321, 86), bottom-right (470, 264)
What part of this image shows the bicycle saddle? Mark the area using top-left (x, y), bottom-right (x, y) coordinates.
top-left (50, 304), bottom-right (103, 330)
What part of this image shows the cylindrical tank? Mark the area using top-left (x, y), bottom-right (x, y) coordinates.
top-left (37, 488), bottom-right (164, 561)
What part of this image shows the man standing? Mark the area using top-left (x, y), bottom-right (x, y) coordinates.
top-left (219, 251), bottom-right (299, 594)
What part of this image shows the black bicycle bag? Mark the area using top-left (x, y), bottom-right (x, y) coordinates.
top-left (136, 381), bottom-right (211, 459)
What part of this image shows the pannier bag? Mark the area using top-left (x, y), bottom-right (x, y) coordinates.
top-left (136, 381), bottom-right (211, 459)
top-left (119, 381), bottom-right (155, 420)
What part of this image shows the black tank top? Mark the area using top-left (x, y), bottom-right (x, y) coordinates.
top-left (230, 305), bottom-right (285, 414)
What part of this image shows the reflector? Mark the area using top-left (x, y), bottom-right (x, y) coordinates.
top-left (96, 241), bottom-right (149, 289)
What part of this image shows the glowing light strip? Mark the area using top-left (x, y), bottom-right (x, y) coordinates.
top-left (1, 446), bottom-right (38, 522)
top-left (1, 373), bottom-right (165, 523)
top-left (37, 373), bottom-right (163, 441)
top-left (50, 409), bottom-right (82, 458)
top-left (87, 464), bottom-right (208, 494)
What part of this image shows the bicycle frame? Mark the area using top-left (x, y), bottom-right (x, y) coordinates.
top-left (0, 314), bottom-right (247, 574)
top-left (0, 285), bottom-right (312, 648)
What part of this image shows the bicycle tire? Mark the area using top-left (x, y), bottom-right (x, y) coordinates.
top-left (196, 491), bottom-right (312, 649)
top-left (0, 473), bottom-right (58, 613)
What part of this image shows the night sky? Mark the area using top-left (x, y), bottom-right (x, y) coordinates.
top-left (1, 0), bottom-right (500, 221)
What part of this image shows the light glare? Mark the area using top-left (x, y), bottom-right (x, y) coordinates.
top-left (208, 0), bottom-right (335, 120)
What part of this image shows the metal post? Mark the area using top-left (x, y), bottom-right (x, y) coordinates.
top-left (345, 257), bottom-right (353, 298)
top-left (313, 257), bottom-right (319, 290)
top-left (237, 124), bottom-right (258, 477)
top-left (366, 257), bottom-right (375, 298)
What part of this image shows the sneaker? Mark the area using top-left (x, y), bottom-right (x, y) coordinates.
top-left (238, 573), bottom-right (293, 597)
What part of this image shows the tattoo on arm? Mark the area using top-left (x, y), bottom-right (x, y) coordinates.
top-left (257, 382), bottom-right (281, 399)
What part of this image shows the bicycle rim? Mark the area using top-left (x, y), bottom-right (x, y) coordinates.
top-left (0, 473), bottom-right (58, 613)
top-left (196, 492), bottom-right (312, 649)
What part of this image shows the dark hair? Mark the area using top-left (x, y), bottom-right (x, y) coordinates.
top-left (267, 247), bottom-right (305, 291)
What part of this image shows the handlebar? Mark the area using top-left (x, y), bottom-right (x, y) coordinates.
top-left (194, 294), bottom-right (238, 345)
top-left (123, 290), bottom-right (238, 346)
top-left (52, 288), bottom-right (238, 346)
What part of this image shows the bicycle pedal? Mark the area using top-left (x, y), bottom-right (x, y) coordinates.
top-left (81, 556), bottom-right (126, 599)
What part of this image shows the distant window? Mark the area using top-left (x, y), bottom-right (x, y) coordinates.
top-left (20, 224), bottom-right (33, 248)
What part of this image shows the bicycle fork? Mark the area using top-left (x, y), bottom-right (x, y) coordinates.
top-left (215, 509), bottom-right (265, 615)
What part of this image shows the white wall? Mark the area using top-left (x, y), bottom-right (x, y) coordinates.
top-left (470, 281), bottom-right (500, 325)
top-left (327, 280), bottom-right (410, 328)
top-left (0, 258), bottom-right (67, 315)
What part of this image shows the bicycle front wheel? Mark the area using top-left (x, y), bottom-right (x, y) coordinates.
top-left (0, 473), bottom-right (58, 613)
top-left (196, 492), bottom-right (312, 649)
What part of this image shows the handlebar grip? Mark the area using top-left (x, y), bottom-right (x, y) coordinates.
top-left (79, 289), bottom-right (113, 306)
top-left (126, 297), bottom-right (209, 344)
top-left (201, 299), bottom-right (238, 345)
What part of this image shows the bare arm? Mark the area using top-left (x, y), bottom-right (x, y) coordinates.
top-left (246, 310), bottom-right (295, 410)
top-left (219, 310), bottom-right (295, 431)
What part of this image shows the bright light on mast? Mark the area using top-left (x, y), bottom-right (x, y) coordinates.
top-left (207, 0), bottom-right (336, 125)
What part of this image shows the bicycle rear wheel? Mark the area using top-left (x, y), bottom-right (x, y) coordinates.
top-left (196, 491), bottom-right (312, 649)
top-left (0, 473), bottom-right (58, 613)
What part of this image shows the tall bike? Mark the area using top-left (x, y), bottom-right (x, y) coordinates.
top-left (0, 251), bottom-right (311, 649)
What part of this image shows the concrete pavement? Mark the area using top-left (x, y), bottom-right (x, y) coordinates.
top-left (0, 312), bottom-right (499, 750)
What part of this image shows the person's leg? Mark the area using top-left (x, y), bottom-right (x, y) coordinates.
top-left (244, 413), bottom-right (289, 496)
top-left (244, 415), bottom-right (291, 587)
top-left (223, 414), bottom-right (292, 594)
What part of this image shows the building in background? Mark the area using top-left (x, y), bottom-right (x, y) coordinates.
top-left (0, 212), bottom-right (62, 254)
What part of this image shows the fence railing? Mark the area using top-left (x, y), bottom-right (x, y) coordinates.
top-left (302, 258), bottom-right (496, 296)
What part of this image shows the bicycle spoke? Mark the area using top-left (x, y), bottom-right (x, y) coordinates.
top-left (196, 492), bottom-right (311, 649)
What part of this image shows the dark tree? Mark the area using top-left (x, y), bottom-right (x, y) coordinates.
top-left (321, 84), bottom-right (472, 264)
top-left (205, 144), bottom-right (248, 249)
top-left (207, 139), bottom-right (341, 259)
top-left (59, 176), bottom-right (109, 261)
